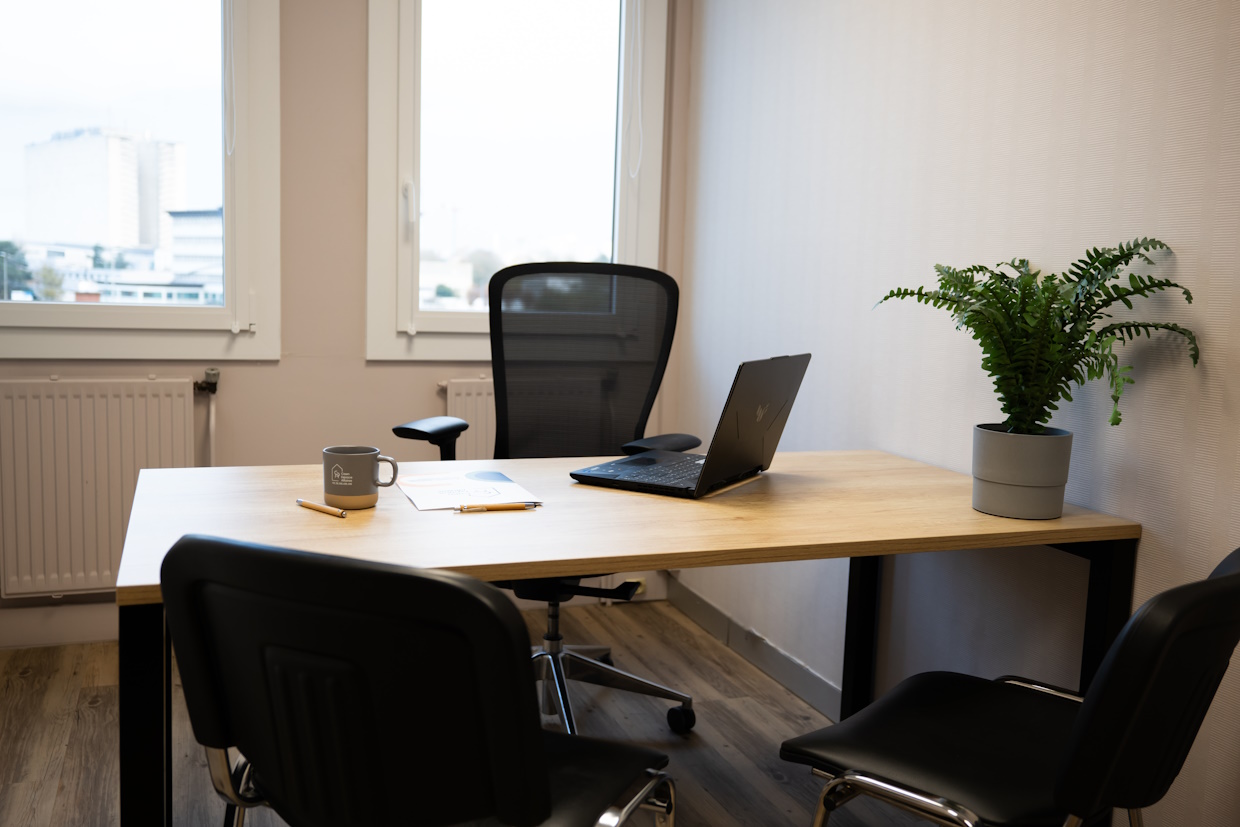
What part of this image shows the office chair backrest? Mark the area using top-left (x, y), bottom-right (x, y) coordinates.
top-left (161, 535), bottom-right (551, 827)
top-left (1055, 547), bottom-right (1240, 815)
top-left (489, 262), bottom-right (678, 459)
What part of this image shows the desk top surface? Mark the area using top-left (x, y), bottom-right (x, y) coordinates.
top-left (116, 450), bottom-right (1141, 605)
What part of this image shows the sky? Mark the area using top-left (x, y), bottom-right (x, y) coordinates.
top-left (419, 1), bottom-right (621, 265)
top-left (0, 0), bottom-right (222, 240)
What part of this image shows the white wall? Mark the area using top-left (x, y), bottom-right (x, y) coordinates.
top-left (668, 1), bottom-right (1240, 824)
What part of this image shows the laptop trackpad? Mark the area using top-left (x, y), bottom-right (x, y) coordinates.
top-left (620, 456), bottom-right (659, 466)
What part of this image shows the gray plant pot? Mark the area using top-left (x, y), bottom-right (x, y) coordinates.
top-left (971, 424), bottom-right (1073, 520)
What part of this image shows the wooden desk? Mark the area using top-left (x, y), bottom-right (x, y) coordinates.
top-left (116, 450), bottom-right (1141, 826)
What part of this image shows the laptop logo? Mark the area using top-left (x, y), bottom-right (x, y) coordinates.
top-left (755, 403), bottom-right (770, 423)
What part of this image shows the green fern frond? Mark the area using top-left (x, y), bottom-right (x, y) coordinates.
top-left (879, 237), bottom-right (1198, 434)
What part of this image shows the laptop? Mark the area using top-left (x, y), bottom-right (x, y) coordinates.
top-left (570, 353), bottom-right (811, 498)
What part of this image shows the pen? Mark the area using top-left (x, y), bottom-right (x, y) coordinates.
top-left (297, 499), bottom-right (347, 518)
top-left (454, 502), bottom-right (540, 513)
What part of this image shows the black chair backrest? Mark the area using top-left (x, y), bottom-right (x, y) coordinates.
top-left (489, 262), bottom-right (678, 459)
top-left (161, 535), bottom-right (551, 827)
top-left (1056, 547), bottom-right (1240, 815)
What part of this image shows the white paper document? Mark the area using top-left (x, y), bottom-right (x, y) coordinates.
top-left (396, 469), bottom-right (541, 511)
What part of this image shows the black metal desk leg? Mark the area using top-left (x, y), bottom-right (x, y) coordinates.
top-left (840, 555), bottom-right (884, 720)
top-left (119, 603), bottom-right (170, 826)
top-left (1077, 539), bottom-right (1138, 692)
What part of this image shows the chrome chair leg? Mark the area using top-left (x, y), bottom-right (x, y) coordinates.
top-left (531, 643), bottom-right (613, 660)
top-left (531, 600), bottom-right (693, 734)
top-left (1128, 810), bottom-right (1144, 827)
top-left (810, 784), bottom-right (832, 827)
top-left (804, 771), bottom-right (979, 827)
top-left (548, 659), bottom-right (578, 734)
top-left (807, 770), bottom-right (859, 827)
top-left (532, 650), bottom-right (578, 731)
top-left (564, 643), bottom-right (611, 660)
top-left (532, 649), bottom-right (579, 733)
top-left (596, 769), bottom-right (676, 827)
top-left (561, 650), bottom-right (693, 705)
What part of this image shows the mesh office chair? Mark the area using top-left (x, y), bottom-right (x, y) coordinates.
top-left (779, 546), bottom-right (1240, 827)
top-left (394, 262), bottom-right (700, 735)
top-left (162, 534), bottom-right (676, 827)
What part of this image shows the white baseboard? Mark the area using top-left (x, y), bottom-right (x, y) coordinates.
top-left (0, 603), bottom-right (119, 649)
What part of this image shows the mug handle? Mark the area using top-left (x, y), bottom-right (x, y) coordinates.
top-left (376, 455), bottom-right (399, 487)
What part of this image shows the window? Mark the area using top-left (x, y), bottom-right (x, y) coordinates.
top-left (0, 0), bottom-right (280, 360)
top-left (366, 0), bottom-right (669, 360)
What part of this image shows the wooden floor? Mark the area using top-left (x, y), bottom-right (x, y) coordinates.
top-left (0, 600), bottom-right (926, 827)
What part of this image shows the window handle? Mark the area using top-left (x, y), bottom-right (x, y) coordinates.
top-left (402, 178), bottom-right (418, 234)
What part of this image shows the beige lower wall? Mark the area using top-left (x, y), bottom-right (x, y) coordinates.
top-left (668, 1), bottom-right (1240, 824)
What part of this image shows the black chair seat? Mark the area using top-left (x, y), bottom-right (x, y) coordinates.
top-left (782, 672), bottom-right (1084, 826)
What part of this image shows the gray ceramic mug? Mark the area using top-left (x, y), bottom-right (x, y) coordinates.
top-left (322, 446), bottom-right (398, 509)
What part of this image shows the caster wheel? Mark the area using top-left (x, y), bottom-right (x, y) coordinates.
top-left (598, 653), bottom-right (614, 666)
top-left (667, 705), bottom-right (695, 734)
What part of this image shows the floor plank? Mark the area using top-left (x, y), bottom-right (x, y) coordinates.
top-left (0, 645), bottom-right (83, 827)
top-left (0, 600), bottom-right (931, 826)
top-left (49, 685), bottom-right (120, 827)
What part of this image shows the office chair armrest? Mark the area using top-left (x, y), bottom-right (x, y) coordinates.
top-left (571, 580), bottom-right (643, 601)
top-left (622, 433), bottom-right (702, 455)
top-left (393, 415), bottom-right (470, 461)
top-left (393, 415), bottom-right (469, 442)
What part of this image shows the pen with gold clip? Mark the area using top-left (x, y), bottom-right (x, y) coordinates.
top-left (297, 499), bottom-right (347, 518)
top-left (454, 502), bottom-right (540, 513)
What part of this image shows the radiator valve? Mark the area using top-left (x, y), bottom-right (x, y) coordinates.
top-left (194, 367), bottom-right (221, 395)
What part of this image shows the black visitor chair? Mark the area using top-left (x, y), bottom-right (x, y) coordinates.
top-left (161, 534), bottom-right (676, 827)
top-left (394, 262), bottom-right (700, 735)
top-left (779, 546), bottom-right (1240, 827)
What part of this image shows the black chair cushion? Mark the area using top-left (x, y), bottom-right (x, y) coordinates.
top-left (464, 732), bottom-right (668, 827)
top-left (780, 672), bottom-right (1087, 827)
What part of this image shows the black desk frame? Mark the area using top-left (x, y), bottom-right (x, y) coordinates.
top-left (120, 537), bottom-right (1138, 826)
top-left (840, 539), bottom-right (1138, 719)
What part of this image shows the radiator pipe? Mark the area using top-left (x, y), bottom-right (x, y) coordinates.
top-left (194, 368), bottom-right (221, 467)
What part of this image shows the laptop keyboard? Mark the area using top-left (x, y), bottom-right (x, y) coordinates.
top-left (619, 454), bottom-right (705, 486)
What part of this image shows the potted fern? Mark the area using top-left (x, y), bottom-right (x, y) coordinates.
top-left (879, 238), bottom-right (1199, 519)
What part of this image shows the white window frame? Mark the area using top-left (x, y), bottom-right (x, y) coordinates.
top-left (365, 0), bottom-right (669, 361)
top-left (0, 0), bottom-right (281, 361)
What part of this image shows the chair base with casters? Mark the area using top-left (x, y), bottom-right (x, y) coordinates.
top-left (528, 591), bottom-right (695, 736)
top-left (780, 546), bottom-right (1240, 827)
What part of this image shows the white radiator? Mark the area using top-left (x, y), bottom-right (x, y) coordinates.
top-left (0, 377), bottom-right (195, 597)
top-left (445, 378), bottom-right (495, 460)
